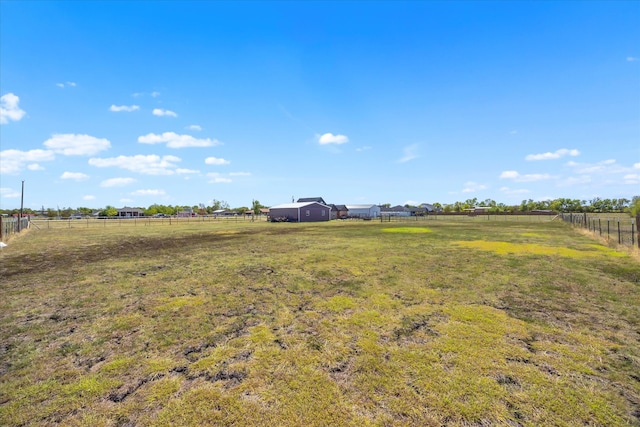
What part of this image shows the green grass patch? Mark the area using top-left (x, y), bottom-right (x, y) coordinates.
top-left (382, 227), bottom-right (433, 233)
top-left (455, 240), bottom-right (627, 258)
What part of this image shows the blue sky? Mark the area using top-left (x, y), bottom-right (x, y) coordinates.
top-left (1, 1), bottom-right (638, 210)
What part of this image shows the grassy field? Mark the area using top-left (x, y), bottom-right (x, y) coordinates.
top-left (1, 219), bottom-right (639, 426)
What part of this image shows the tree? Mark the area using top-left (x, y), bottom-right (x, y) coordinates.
top-left (252, 199), bottom-right (263, 215)
top-left (101, 205), bottom-right (118, 217)
top-left (211, 199), bottom-right (229, 211)
top-left (615, 198), bottom-right (630, 212)
top-left (629, 196), bottom-right (640, 217)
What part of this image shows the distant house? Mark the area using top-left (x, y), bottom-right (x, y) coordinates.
top-left (297, 197), bottom-right (327, 205)
top-left (419, 203), bottom-right (441, 212)
top-left (212, 209), bottom-right (234, 216)
top-left (380, 205), bottom-right (411, 217)
top-left (118, 207), bottom-right (143, 217)
top-left (269, 202), bottom-right (331, 222)
top-left (177, 208), bottom-right (197, 217)
top-left (345, 204), bottom-right (381, 219)
top-left (473, 206), bottom-right (491, 214)
top-left (329, 204), bottom-right (349, 220)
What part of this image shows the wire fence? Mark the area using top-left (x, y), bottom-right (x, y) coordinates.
top-left (378, 212), bottom-right (557, 223)
top-left (29, 214), bottom-right (269, 230)
top-left (559, 213), bottom-right (639, 248)
top-left (0, 217), bottom-right (30, 241)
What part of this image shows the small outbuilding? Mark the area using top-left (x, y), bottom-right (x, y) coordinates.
top-left (269, 202), bottom-right (331, 222)
top-left (345, 204), bottom-right (381, 219)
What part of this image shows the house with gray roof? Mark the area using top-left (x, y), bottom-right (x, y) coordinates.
top-left (297, 197), bottom-right (327, 205)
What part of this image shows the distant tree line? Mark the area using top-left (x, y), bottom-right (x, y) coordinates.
top-left (401, 197), bottom-right (638, 215)
top-left (0, 199), bottom-right (270, 218)
top-left (1, 197), bottom-right (638, 218)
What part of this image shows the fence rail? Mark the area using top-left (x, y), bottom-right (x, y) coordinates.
top-left (0, 217), bottom-right (30, 241)
top-left (560, 213), bottom-right (639, 248)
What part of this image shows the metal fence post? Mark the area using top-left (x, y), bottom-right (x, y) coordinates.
top-left (618, 219), bottom-right (621, 244)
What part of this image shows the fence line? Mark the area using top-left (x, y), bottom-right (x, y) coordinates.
top-left (29, 214), bottom-right (268, 230)
top-left (0, 217), bottom-right (30, 241)
top-left (559, 213), bottom-right (639, 248)
top-left (378, 213), bottom-right (556, 223)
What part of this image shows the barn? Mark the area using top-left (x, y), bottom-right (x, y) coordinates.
top-left (269, 202), bottom-right (331, 222)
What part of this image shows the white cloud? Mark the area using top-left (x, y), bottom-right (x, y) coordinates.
top-left (566, 159), bottom-right (626, 175)
top-left (83, 195), bottom-right (95, 201)
top-left (461, 181), bottom-right (488, 193)
top-left (356, 146), bottom-right (372, 152)
top-left (525, 148), bottom-right (580, 161)
top-left (132, 91), bottom-right (160, 98)
top-left (27, 164), bottom-right (45, 171)
top-left (556, 175), bottom-right (592, 187)
top-left (176, 168), bottom-right (200, 174)
top-left (89, 154), bottom-right (181, 175)
top-left (623, 174), bottom-right (639, 184)
top-left (0, 149), bottom-right (55, 174)
top-left (205, 156), bottom-right (230, 165)
top-left (187, 125), bottom-right (202, 131)
top-left (61, 171), bottom-right (90, 181)
top-left (152, 108), bottom-right (177, 117)
top-left (43, 134), bottom-right (111, 156)
top-left (499, 170), bottom-right (552, 182)
top-left (110, 104), bottom-right (140, 112)
top-left (1, 93), bottom-right (26, 124)
top-left (209, 177), bottom-right (232, 183)
top-left (499, 186), bottom-right (530, 195)
top-left (56, 82), bottom-right (76, 88)
top-left (627, 56), bottom-right (639, 62)
top-left (207, 172), bottom-right (232, 183)
top-left (130, 189), bottom-right (166, 196)
top-left (229, 172), bottom-right (251, 176)
top-left (634, 163), bottom-right (640, 169)
top-left (100, 177), bottom-right (136, 187)
top-left (138, 132), bottom-right (220, 148)
top-left (398, 144), bottom-right (419, 163)
top-left (1, 187), bottom-right (21, 198)
top-left (318, 133), bottom-right (349, 145)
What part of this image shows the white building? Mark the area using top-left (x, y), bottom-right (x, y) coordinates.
top-left (345, 204), bottom-right (381, 218)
